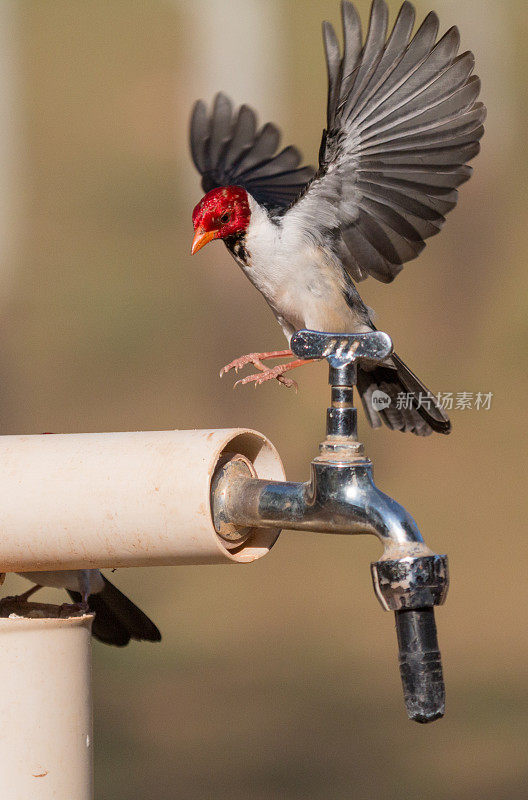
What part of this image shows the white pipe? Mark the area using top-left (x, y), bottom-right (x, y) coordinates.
top-left (0, 428), bottom-right (285, 573)
top-left (0, 612), bottom-right (93, 800)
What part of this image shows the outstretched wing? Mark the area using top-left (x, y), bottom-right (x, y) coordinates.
top-left (190, 93), bottom-right (315, 213)
top-left (287, 0), bottom-right (485, 283)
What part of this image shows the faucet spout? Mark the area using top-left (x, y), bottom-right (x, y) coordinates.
top-left (213, 455), bottom-right (429, 560)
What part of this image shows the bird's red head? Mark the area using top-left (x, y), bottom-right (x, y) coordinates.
top-left (191, 186), bottom-right (250, 255)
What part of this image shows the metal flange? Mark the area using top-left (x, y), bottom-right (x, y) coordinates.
top-left (370, 554), bottom-right (449, 612)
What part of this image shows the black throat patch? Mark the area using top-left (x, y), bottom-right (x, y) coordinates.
top-left (224, 233), bottom-right (250, 267)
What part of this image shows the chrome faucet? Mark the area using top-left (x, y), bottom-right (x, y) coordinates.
top-left (212, 329), bottom-right (449, 723)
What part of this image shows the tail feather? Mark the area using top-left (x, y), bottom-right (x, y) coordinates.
top-left (357, 353), bottom-right (451, 437)
top-left (68, 575), bottom-right (161, 647)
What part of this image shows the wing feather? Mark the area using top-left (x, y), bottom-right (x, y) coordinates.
top-left (341, 0), bottom-right (389, 116)
top-left (286, 0), bottom-right (484, 283)
top-left (355, 11), bottom-right (440, 120)
top-left (345, 1), bottom-right (415, 125)
top-left (359, 31), bottom-right (461, 129)
top-left (189, 93), bottom-right (315, 212)
top-left (221, 105), bottom-right (257, 173)
top-left (323, 21), bottom-right (342, 124)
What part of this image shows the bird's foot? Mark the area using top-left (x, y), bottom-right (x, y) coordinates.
top-left (221, 349), bottom-right (298, 387)
top-left (232, 358), bottom-right (314, 391)
top-left (235, 367), bottom-right (297, 390)
top-left (220, 349), bottom-right (294, 377)
top-left (59, 600), bottom-right (90, 617)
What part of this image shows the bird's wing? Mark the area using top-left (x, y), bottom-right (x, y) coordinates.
top-left (68, 575), bottom-right (161, 646)
top-left (190, 93), bottom-right (316, 214)
top-left (286, 0), bottom-right (485, 283)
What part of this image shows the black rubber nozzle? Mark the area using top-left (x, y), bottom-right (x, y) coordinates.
top-left (394, 607), bottom-right (445, 724)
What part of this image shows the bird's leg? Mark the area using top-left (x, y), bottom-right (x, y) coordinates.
top-left (17, 584), bottom-right (43, 602)
top-left (220, 349), bottom-right (294, 377)
top-left (0, 583), bottom-right (42, 606)
top-left (78, 570), bottom-right (91, 611)
top-left (234, 358), bottom-right (315, 391)
top-left (60, 571), bottom-right (92, 616)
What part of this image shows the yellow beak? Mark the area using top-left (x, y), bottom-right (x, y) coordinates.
top-left (191, 227), bottom-right (216, 255)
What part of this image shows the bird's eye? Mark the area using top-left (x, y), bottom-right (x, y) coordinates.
top-left (220, 213), bottom-right (230, 224)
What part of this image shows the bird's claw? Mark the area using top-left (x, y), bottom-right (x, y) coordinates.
top-left (221, 350), bottom-right (310, 390)
top-left (220, 353), bottom-right (266, 377)
top-left (59, 600), bottom-right (90, 617)
top-left (233, 365), bottom-right (298, 391)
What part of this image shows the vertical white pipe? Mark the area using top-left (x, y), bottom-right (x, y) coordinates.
top-left (0, 614), bottom-right (93, 800)
top-left (188, 0), bottom-right (281, 106)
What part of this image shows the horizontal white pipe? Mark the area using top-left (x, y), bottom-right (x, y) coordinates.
top-left (0, 613), bottom-right (93, 799)
top-left (0, 428), bottom-right (284, 572)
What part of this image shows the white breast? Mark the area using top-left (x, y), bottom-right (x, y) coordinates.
top-left (239, 197), bottom-right (364, 341)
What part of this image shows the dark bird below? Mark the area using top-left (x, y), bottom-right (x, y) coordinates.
top-left (11, 569), bottom-right (161, 647)
top-left (189, 0), bottom-right (485, 436)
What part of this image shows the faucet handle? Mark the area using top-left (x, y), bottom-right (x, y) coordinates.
top-left (290, 329), bottom-right (393, 367)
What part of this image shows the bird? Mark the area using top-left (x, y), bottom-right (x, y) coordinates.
top-left (189, 0), bottom-right (485, 436)
top-left (3, 570), bottom-right (161, 647)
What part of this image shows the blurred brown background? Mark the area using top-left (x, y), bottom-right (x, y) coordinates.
top-left (1, 0), bottom-right (526, 797)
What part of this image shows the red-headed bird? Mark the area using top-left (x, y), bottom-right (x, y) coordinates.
top-left (190, 0), bottom-right (485, 436)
